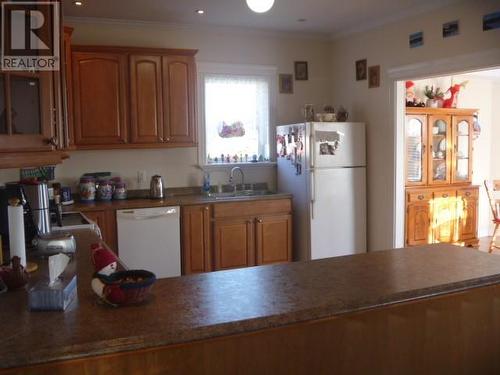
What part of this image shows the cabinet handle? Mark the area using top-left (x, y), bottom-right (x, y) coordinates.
top-left (442, 194), bottom-right (449, 198)
top-left (166, 137), bottom-right (171, 142)
top-left (159, 137), bottom-right (164, 142)
top-left (418, 194), bottom-right (425, 200)
top-left (257, 218), bottom-right (263, 223)
top-left (204, 206), bottom-right (209, 211)
top-left (46, 137), bottom-right (58, 147)
top-left (465, 192), bottom-right (471, 197)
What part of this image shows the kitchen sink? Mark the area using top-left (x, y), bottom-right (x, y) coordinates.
top-left (212, 190), bottom-right (274, 199)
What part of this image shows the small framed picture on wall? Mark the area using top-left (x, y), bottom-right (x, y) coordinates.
top-left (294, 61), bottom-right (308, 80)
top-left (355, 59), bottom-right (367, 81)
top-left (279, 74), bottom-right (294, 94)
top-left (368, 65), bottom-right (380, 88)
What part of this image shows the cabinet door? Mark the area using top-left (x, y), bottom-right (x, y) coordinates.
top-left (428, 115), bottom-right (452, 185)
top-left (432, 190), bottom-right (457, 243)
top-left (213, 218), bottom-right (255, 270)
top-left (72, 52), bottom-right (128, 146)
top-left (83, 210), bottom-right (118, 253)
top-left (457, 188), bottom-right (478, 242)
top-left (130, 55), bottom-right (164, 144)
top-left (406, 192), bottom-right (432, 246)
top-left (451, 116), bottom-right (473, 184)
top-left (0, 72), bottom-right (55, 151)
top-left (405, 115), bottom-right (428, 186)
top-left (181, 205), bottom-right (211, 274)
top-left (162, 55), bottom-right (196, 145)
top-left (256, 214), bottom-right (292, 265)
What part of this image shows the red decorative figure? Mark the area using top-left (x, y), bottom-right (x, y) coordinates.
top-left (442, 81), bottom-right (468, 108)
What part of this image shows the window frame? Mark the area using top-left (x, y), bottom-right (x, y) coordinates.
top-left (197, 62), bottom-right (277, 169)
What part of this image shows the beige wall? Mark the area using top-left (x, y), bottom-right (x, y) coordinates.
top-left (330, 0), bottom-right (500, 250)
top-left (0, 20), bottom-right (332, 190)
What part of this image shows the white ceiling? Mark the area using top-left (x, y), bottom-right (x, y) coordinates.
top-left (63, 0), bottom-right (462, 38)
top-left (464, 69), bottom-right (500, 81)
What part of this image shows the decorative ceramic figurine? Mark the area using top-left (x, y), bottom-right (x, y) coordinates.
top-left (442, 81), bottom-right (468, 108)
top-left (0, 256), bottom-right (29, 290)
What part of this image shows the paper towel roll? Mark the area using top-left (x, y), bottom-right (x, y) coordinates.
top-left (8, 204), bottom-right (26, 267)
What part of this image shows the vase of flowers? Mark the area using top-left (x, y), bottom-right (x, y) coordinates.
top-left (424, 85), bottom-right (445, 108)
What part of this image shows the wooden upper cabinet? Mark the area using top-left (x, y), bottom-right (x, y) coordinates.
top-left (0, 71), bottom-right (55, 152)
top-left (130, 55), bottom-right (164, 144)
top-left (451, 116), bottom-right (473, 184)
top-left (182, 205), bottom-right (212, 274)
top-left (72, 51), bottom-right (129, 146)
top-left (162, 55), bottom-right (196, 145)
top-left (428, 115), bottom-right (452, 185)
top-left (405, 114), bottom-right (428, 186)
top-left (256, 214), bottom-right (292, 265)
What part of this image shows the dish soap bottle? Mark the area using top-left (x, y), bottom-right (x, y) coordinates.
top-left (202, 171), bottom-right (211, 196)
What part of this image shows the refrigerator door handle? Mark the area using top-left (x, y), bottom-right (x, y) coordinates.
top-left (310, 170), bottom-right (316, 220)
top-left (309, 131), bottom-right (315, 168)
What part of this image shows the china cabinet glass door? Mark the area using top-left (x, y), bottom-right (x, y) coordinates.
top-left (428, 115), bottom-right (451, 185)
top-left (452, 116), bottom-right (472, 183)
top-left (405, 115), bottom-right (427, 186)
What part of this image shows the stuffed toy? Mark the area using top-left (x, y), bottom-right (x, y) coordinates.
top-left (90, 244), bottom-right (125, 305)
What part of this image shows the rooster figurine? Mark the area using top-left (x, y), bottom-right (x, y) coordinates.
top-left (442, 81), bottom-right (468, 108)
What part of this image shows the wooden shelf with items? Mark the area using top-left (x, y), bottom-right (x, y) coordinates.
top-left (405, 107), bottom-right (478, 247)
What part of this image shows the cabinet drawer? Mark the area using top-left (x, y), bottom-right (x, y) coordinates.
top-left (433, 190), bottom-right (456, 200)
top-left (213, 199), bottom-right (291, 218)
top-left (407, 191), bottom-right (432, 203)
top-left (457, 188), bottom-right (478, 199)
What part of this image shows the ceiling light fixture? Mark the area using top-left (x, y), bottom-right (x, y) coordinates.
top-left (74, 0), bottom-right (83, 6)
top-left (195, 9), bottom-right (205, 15)
top-left (246, 0), bottom-right (275, 13)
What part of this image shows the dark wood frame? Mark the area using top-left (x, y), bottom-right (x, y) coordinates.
top-left (355, 59), bottom-right (367, 81)
top-left (279, 74), bottom-right (293, 94)
top-left (368, 65), bottom-right (380, 88)
top-left (294, 61), bottom-right (308, 81)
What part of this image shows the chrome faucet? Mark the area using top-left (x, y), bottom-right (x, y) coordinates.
top-left (229, 167), bottom-right (245, 192)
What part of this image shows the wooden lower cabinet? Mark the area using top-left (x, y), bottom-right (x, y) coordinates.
top-left (406, 199), bottom-right (431, 246)
top-left (406, 186), bottom-right (479, 246)
top-left (214, 218), bottom-right (255, 271)
top-left (256, 214), bottom-right (292, 265)
top-left (432, 190), bottom-right (457, 244)
top-left (181, 205), bottom-right (212, 274)
top-left (457, 188), bottom-right (479, 242)
top-left (182, 199), bottom-right (293, 274)
top-left (82, 210), bottom-right (118, 253)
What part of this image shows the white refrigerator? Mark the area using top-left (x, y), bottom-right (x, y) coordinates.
top-left (276, 122), bottom-right (366, 260)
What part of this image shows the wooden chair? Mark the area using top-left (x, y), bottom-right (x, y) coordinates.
top-left (484, 180), bottom-right (500, 252)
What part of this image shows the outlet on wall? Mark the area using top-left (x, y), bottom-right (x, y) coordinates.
top-left (137, 170), bottom-right (147, 188)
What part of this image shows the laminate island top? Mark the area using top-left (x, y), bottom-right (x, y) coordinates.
top-left (2, 230), bottom-right (500, 369)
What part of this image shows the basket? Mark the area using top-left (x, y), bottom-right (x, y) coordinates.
top-left (96, 270), bottom-right (156, 305)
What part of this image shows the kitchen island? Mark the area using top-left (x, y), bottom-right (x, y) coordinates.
top-left (2, 230), bottom-right (500, 374)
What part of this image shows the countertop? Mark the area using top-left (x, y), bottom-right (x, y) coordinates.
top-left (63, 191), bottom-right (293, 212)
top-left (2, 230), bottom-right (500, 369)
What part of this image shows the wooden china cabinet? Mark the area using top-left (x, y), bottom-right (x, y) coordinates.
top-left (405, 107), bottom-right (479, 247)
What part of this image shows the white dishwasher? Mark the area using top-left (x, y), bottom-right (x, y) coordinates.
top-left (116, 206), bottom-right (181, 279)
